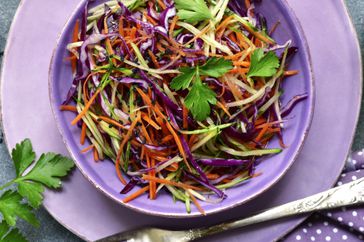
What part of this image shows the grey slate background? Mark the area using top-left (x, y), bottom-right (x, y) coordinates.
top-left (0, 0), bottom-right (363, 241)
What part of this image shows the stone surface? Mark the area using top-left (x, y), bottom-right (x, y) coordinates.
top-left (0, 0), bottom-right (362, 241)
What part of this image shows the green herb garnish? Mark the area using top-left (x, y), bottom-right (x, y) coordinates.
top-left (247, 48), bottom-right (280, 78)
top-left (171, 57), bottom-right (233, 121)
top-left (174, 0), bottom-right (212, 23)
top-left (0, 139), bottom-right (75, 241)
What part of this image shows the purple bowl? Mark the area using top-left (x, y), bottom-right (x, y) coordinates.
top-left (49, 0), bottom-right (314, 217)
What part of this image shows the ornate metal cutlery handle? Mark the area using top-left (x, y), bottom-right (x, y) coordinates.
top-left (188, 177), bottom-right (364, 240)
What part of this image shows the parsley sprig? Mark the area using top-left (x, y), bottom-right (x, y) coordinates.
top-left (0, 139), bottom-right (75, 242)
top-left (247, 48), bottom-right (280, 78)
top-left (171, 57), bottom-right (233, 121)
top-left (174, 0), bottom-right (212, 23)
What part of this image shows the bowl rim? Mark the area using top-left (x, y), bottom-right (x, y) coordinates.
top-left (48, 0), bottom-right (315, 218)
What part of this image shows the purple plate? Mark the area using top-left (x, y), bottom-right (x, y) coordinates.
top-left (48, 0), bottom-right (314, 217)
top-left (1, 0), bottom-right (361, 241)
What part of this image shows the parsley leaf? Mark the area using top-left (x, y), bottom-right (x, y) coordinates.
top-left (174, 0), bottom-right (212, 23)
top-left (21, 153), bottom-right (74, 189)
top-left (0, 221), bottom-right (27, 242)
top-left (11, 139), bottom-right (35, 176)
top-left (247, 48), bottom-right (280, 78)
top-left (170, 67), bottom-right (196, 91)
top-left (17, 182), bottom-right (44, 208)
top-left (184, 76), bottom-right (217, 121)
top-left (199, 57), bottom-right (233, 77)
top-left (0, 191), bottom-right (39, 227)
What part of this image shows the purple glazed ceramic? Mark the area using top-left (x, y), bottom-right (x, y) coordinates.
top-left (48, 0), bottom-right (314, 217)
top-left (0, 0), bottom-right (361, 241)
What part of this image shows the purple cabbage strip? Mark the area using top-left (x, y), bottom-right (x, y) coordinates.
top-left (147, 3), bottom-right (159, 20)
top-left (223, 36), bottom-right (240, 52)
top-left (228, 0), bottom-right (247, 17)
top-left (120, 176), bottom-right (146, 194)
top-left (185, 172), bottom-right (227, 199)
top-left (138, 70), bottom-right (181, 112)
top-left (159, 6), bottom-right (176, 31)
top-left (165, 107), bottom-right (211, 185)
top-left (281, 94), bottom-right (308, 117)
top-left (198, 158), bottom-right (250, 167)
top-left (110, 76), bottom-right (148, 89)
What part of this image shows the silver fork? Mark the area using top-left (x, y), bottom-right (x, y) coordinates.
top-left (96, 177), bottom-right (364, 242)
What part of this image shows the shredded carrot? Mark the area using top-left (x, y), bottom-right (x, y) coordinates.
top-left (161, 135), bottom-right (174, 143)
top-left (93, 148), bottom-right (99, 162)
top-left (165, 121), bottom-right (191, 170)
top-left (228, 67), bottom-right (249, 74)
top-left (60, 105), bottom-right (77, 112)
top-left (115, 162), bottom-right (127, 185)
top-left (80, 122), bottom-right (87, 145)
top-left (216, 15), bottom-right (234, 32)
top-left (140, 122), bottom-right (152, 144)
top-left (123, 185), bottom-right (150, 203)
top-left (217, 101), bottom-right (232, 118)
top-left (98, 116), bottom-right (126, 129)
top-left (118, 16), bottom-right (124, 36)
top-left (142, 175), bottom-right (203, 191)
top-left (148, 50), bottom-right (160, 68)
top-left (142, 113), bottom-right (161, 130)
top-left (269, 21), bottom-right (281, 35)
top-left (284, 70), bottom-right (299, 76)
top-left (188, 134), bottom-right (198, 147)
top-left (169, 15), bottom-right (179, 38)
top-left (81, 144), bottom-right (94, 153)
top-left (225, 51), bottom-right (244, 60)
top-left (70, 19), bottom-right (80, 73)
top-left (71, 89), bottom-right (101, 126)
top-left (116, 112), bottom-right (141, 162)
top-left (233, 61), bottom-right (250, 67)
top-left (156, 0), bottom-right (166, 10)
top-left (187, 190), bottom-right (205, 215)
top-left (255, 125), bottom-right (269, 142)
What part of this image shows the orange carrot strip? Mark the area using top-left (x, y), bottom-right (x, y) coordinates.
top-left (140, 122), bottom-right (152, 144)
top-left (80, 122), bottom-right (87, 145)
top-left (150, 158), bottom-right (157, 199)
top-left (187, 190), bottom-right (206, 215)
top-left (156, 0), bottom-right (167, 10)
top-left (116, 112), bottom-right (141, 162)
top-left (118, 16), bottom-right (124, 36)
top-left (93, 148), bottom-right (99, 162)
top-left (123, 185), bottom-right (150, 203)
top-left (169, 15), bottom-right (179, 38)
top-left (148, 50), bottom-right (160, 68)
top-left (165, 122), bottom-right (191, 170)
top-left (188, 134), bottom-right (198, 147)
top-left (224, 51), bottom-right (243, 60)
top-left (142, 113), bottom-right (161, 130)
top-left (81, 144), bottom-right (94, 153)
top-left (71, 89), bottom-right (101, 125)
top-left (228, 68), bottom-right (249, 74)
top-left (255, 125), bottom-right (269, 142)
top-left (70, 20), bottom-right (80, 73)
top-left (142, 175), bottom-right (203, 191)
top-left (284, 70), bottom-right (299, 76)
top-left (161, 135), bottom-right (174, 143)
top-left (98, 116), bottom-right (126, 129)
top-left (233, 61), bottom-right (250, 67)
top-left (216, 15), bottom-right (234, 32)
top-left (136, 88), bottom-right (166, 119)
top-left (60, 105), bottom-right (77, 112)
top-left (217, 101), bottom-right (232, 118)
top-left (115, 162), bottom-right (127, 185)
